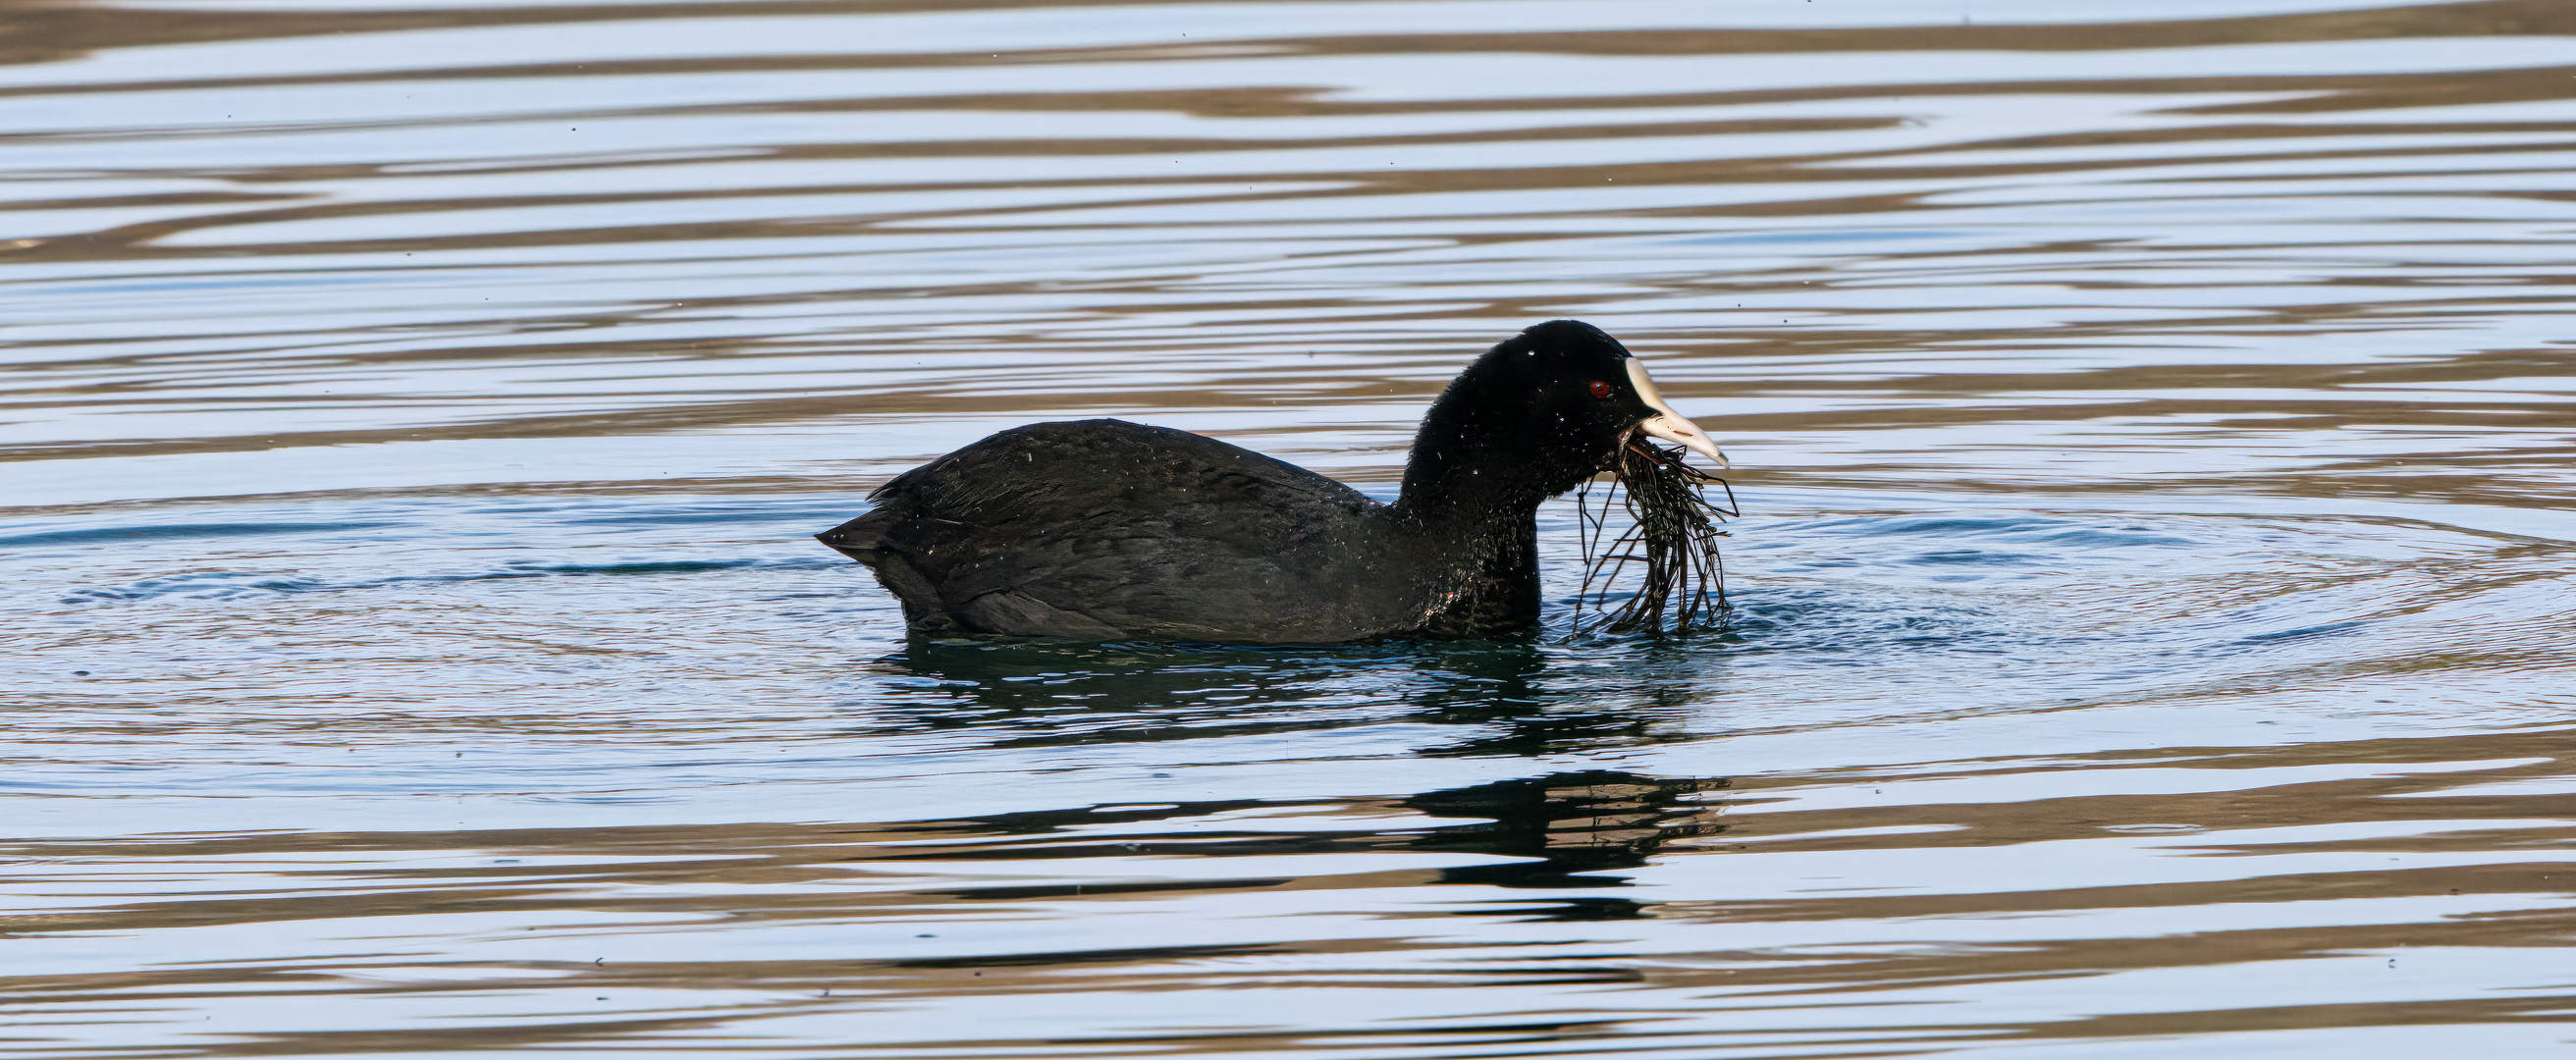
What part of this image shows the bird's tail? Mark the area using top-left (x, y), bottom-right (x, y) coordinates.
top-left (814, 508), bottom-right (891, 563)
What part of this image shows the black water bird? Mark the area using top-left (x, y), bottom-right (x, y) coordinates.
top-left (817, 320), bottom-right (1724, 643)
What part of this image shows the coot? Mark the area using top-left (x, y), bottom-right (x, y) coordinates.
top-left (817, 319), bottom-right (1724, 643)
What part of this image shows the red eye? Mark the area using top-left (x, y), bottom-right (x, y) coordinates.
top-left (1588, 380), bottom-right (1612, 398)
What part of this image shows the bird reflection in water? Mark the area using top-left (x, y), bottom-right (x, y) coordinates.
top-left (850, 637), bottom-right (1729, 922)
top-left (1401, 770), bottom-right (1730, 920)
top-left (855, 635), bottom-right (1719, 759)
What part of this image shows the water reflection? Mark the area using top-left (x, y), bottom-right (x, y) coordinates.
top-left (1402, 771), bottom-right (1730, 900)
top-left (860, 636), bottom-right (1736, 758)
top-left (6, 0), bottom-right (2576, 1054)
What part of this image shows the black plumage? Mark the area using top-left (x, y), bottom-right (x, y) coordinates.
top-left (817, 320), bottom-right (1723, 643)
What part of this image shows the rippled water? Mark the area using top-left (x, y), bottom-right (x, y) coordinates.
top-left (6, 0), bottom-right (2576, 1055)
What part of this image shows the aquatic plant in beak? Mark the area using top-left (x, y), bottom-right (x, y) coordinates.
top-left (1570, 437), bottom-right (1738, 637)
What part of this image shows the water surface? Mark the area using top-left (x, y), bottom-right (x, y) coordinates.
top-left (5, 0), bottom-right (2576, 1055)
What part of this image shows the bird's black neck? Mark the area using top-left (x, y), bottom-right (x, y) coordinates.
top-left (1393, 355), bottom-right (1590, 527)
top-left (1388, 357), bottom-right (1589, 635)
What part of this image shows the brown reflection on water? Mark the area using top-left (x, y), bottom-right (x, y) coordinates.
top-left (0, 0), bottom-right (2568, 502)
top-left (10, 736), bottom-right (2576, 1055)
top-left (5, 0), bottom-right (2576, 1055)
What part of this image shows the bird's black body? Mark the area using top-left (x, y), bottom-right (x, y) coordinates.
top-left (817, 320), bottom-right (1711, 644)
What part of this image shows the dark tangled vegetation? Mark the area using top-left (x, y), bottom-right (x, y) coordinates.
top-left (1571, 438), bottom-right (1737, 636)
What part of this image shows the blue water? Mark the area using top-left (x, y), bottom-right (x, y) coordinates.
top-left (7, 0), bottom-right (2576, 1054)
